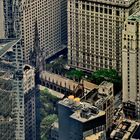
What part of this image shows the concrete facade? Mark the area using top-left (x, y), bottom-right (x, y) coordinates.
top-left (67, 0), bottom-right (139, 73)
top-left (21, 0), bottom-right (65, 62)
top-left (122, 11), bottom-right (140, 119)
top-left (0, 38), bottom-right (25, 140)
top-left (0, 0), bottom-right (20, 39)
top-left (23, 64), bottom-right (40, 140)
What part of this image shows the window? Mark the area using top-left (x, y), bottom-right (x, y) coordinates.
top-left (82, 4), bottom-right (85, 10)
top-left (100, 7), bottom-right (103, 13)
top-left (91, 6), bottom-right (94, 11)
top-left (87, 5), bottom-right (89, 10)
top-left (109, 9), bottom-right (112, 15)
top-left (96, 7), bottom-right (98, 12)
top-left (105, 8), bottom-right (107, 14)
top-left (116, 11), bottom-right (120, 16)
top-left (76, 3), bottom-right (78, 8)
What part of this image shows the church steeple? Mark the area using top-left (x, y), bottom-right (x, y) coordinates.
top-left (34, 20), bottom-right (40, 54)
top-left (29, 20), bottom-right (45, 73)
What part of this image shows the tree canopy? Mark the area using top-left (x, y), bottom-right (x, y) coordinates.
top-left (91, 69), bottom-right (122, 94)
top-left (66, 69), bottom-right (84, 82)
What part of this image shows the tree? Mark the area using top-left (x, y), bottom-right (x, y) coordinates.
top-left (66, 69), bottom-right (84, 82)
top-left (91, 69), bottom-right (122, 94)
top-left (41, 114), bottom-right (58, 140)
top-left (40, 88), bottom-right (59, 139)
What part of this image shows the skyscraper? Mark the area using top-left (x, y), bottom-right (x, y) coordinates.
top-left (0, 38), bottom-right (25, 139)
top-left (67, 0), bottom-right (139, 73)
top-left (122, 10), bottom-right (140, 120)
top-left (23, 64), bottom-right (40, 140)
top-left (21, 0), bottom-right (65, 62)
top-left (0, 39), bottom-right (40, 139)
top-left (0, 0), bottom-right (20, 38)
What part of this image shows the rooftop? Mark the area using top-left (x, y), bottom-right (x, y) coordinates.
top-left (0, 39), bottom-right (19, 58)
top-left (41, 71), bottom-right (78, 91)
top-left (110, 119), bottom-right (139, 140)
top-left (128, 10), bottom-right (140, 21)
top-left (81, 81), bottom-right (113, 108)
top-left (85, 131), bottom-right (105, 140)
top-left (82, 80), bottom-right (97, 91)
top-left (41, 71), bottom-right (97, 92)
top-left (59, 98), bottom-right (105, 122)
top-left (70, 105), bottom-right (105, 122)
top-left (84, 0), bottom-right (136, 7)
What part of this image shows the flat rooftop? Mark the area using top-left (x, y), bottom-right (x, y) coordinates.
top-left (0, 39), bottom-right (19, 57)
top-left (59, 98), bottom-right (105, 123)
top-left (70, 106), bottom-right (105, 123)
top-left (110, 119), bottom-right (138, 140)
top-left (85, 131), bottom-right (105, 140)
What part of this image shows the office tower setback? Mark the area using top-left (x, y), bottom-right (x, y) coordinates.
top-left (122, 10), bottom-right (140, 120)
top-left (21, 0), bottom-right (65, 62)
top-left (58, 97), bottom-right (106, 140)
top-left (67, 0), bottom-right (139, 73)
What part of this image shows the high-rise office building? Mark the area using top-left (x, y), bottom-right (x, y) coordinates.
top-left (0, 39), bottom-right (40, 139)
top-left (0, 0), bottom-right (20, 38)
top-left (23, 64), bottom-right (40, 140)
top-left (58, 97), bottom-right (106, 140)
top-left (122, 10), bottom-right (140, 120)
top-left (67, 0), bottom-right (139, 73)
top-left (21, 0), bottom-right (65, 62)
top-left (0, 38), bottom-right (25, 139)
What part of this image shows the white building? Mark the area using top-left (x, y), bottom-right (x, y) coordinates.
top-left (67, 0), bottom-right (139, 73)
top-left (122, 10), bottom-right (140, 119)
top-left (21, 0), bottom-right (65, 62)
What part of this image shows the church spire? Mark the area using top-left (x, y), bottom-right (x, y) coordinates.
top-left (29, 20), bottom-right (45, 73)
top-left (34, 20), bottom-right (40, 54)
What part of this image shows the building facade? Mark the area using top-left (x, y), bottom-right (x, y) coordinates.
top-left (23, 64), bottom-right (40, 140)
top-left (0, 0), bottom-right (5, 38)
top-left (67, 0), bottom-right (139, 73)
top-left (0, 0), bottom-right (20, 39)
top-left (60, 0), bottom-right (68, 46)
top-left (82, 81), bottom-right (114, 131)
top-left (0, 39), bottom-right (40, 139)
top-left (0, 38), bottom-right (25, 139)
top-left (122, 11), bottom-right (140, 120)
top-left (21, 0), bottom-right (65, 62)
